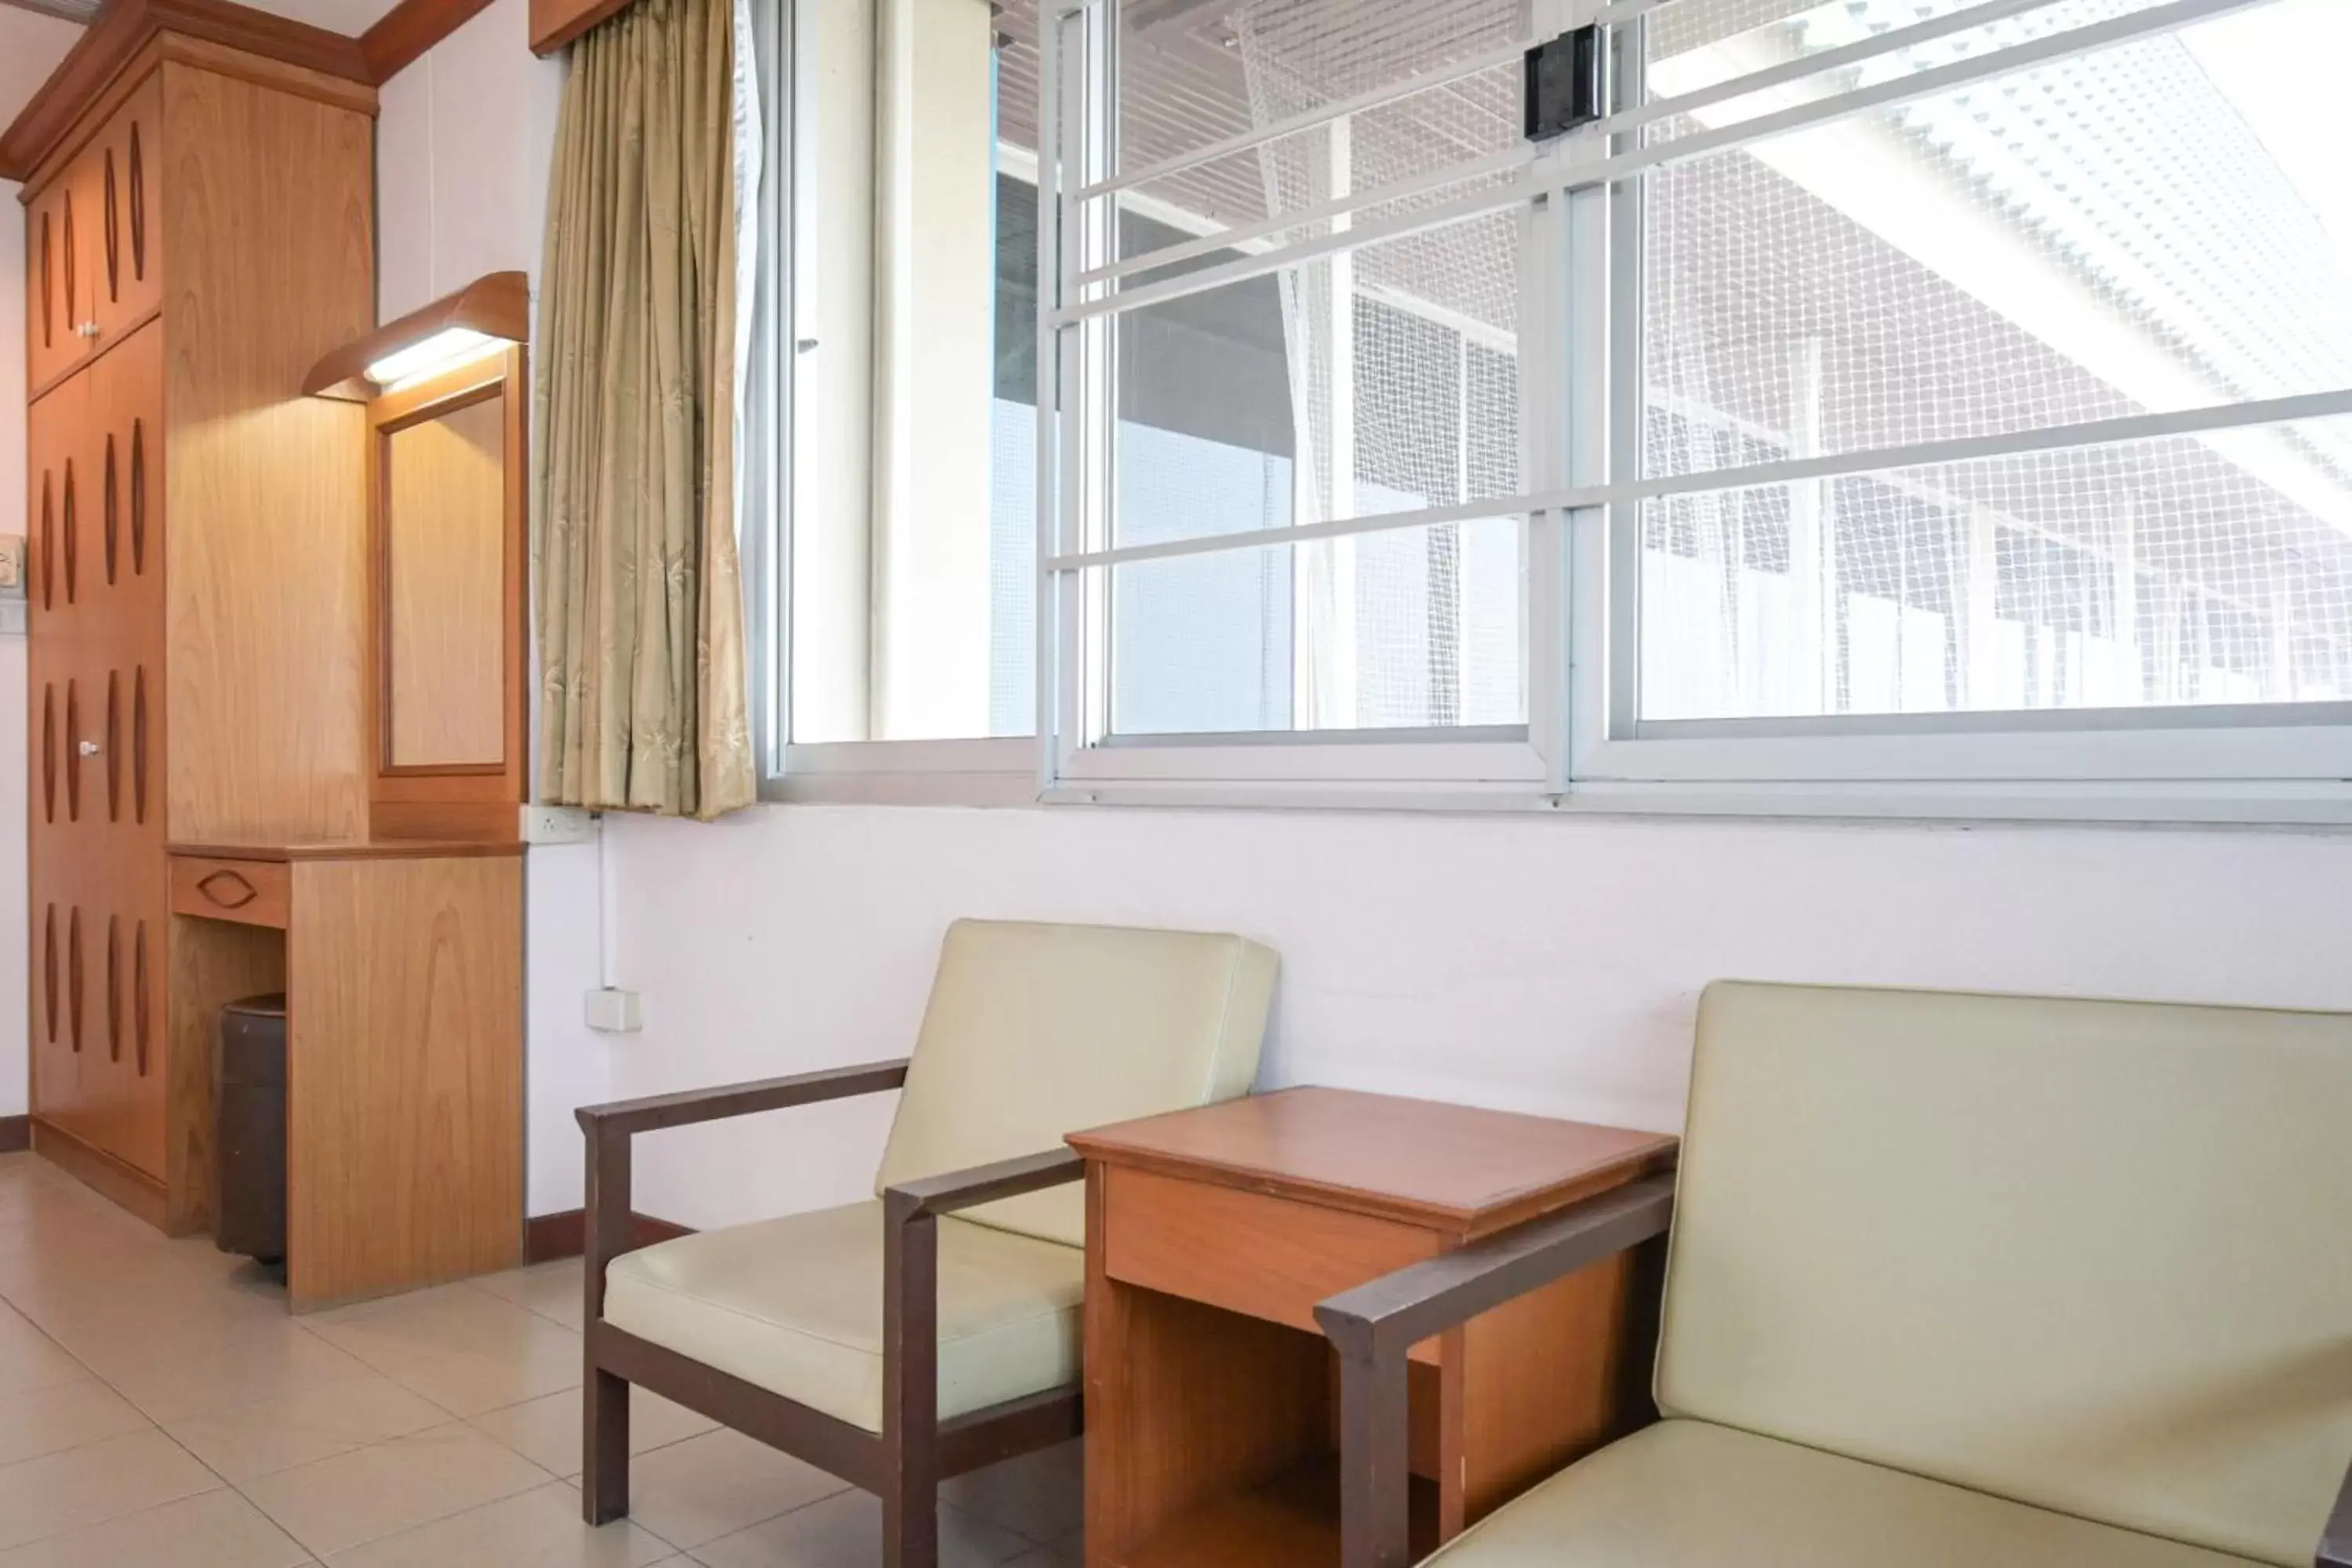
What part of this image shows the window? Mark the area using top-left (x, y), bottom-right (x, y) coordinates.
top-left (766, 0), bottom-right (2352, 820)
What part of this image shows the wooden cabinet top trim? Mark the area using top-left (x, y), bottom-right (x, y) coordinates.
top-left (1067, 1087), bottom-right (1680, 1240)
top-left (2, 0), bottom-right (376, 187)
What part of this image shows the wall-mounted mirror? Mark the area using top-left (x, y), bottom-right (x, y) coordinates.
top-left (365, 348), bottom-right (528, 840)
top-left (386, 394), bottom-right (508, 768)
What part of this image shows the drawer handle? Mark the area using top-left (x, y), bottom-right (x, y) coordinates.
top-left (103, 434), bottom-right (118, 586)
top-left (195, 869), bottom-right (260, 910)
top-left (105, 671), bottom-right (120, 822)
top-left (106, 916), bottom-right (121, 1062)
top-left (133, 923), bottom-right (150, 1077)
top-left (42, 906), bottom-right (56, 1045)
top-left (67, 908), bottom-right (82, 1055)
top-left (103, 148), bottom-right (119, 303)
top-left (133, 668), bottom-right (148, 823)
top-left (129, 122), bottom-right (146, 281)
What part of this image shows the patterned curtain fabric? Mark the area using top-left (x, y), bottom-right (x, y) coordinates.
top-left (533, 0), bottom-right (755, 818)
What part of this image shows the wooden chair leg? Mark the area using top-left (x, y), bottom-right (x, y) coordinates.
top-left (884, 1458), bottom-right (940, 1568)
top-left (583, 1367), bottom-right (631, 1524)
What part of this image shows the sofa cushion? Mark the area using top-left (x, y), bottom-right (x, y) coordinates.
top-left (602, 1200), bottom-right (1083, 1433)
top-left (877, 920), bottom-right (1276, 1247)
top-left (1658, 982), bottom-right (2352, 1566)
top-left (1427, 1420), bottom-right (2262, 1568)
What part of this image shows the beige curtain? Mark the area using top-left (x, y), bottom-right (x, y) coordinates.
top-left (532, 0), bottom-right (755, 819)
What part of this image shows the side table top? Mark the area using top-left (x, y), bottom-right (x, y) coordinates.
top-left (1067, 1086), bottom-right (1678, 1240)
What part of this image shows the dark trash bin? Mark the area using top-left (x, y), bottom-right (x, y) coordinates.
top-left (215, 993), bottom-right (288, 1265)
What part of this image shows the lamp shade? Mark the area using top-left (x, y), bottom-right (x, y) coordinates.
top-left (303, 272), bottom-right (531, 401)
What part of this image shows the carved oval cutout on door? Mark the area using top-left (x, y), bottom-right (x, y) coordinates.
top-left (106, 671), bottom-right (121, 822)
top-left (103, 149), bottom-right (119, 303)
top-left (61, 190), bottom-right (74, 326)
top-left (194, 869), bottom-right (260, 910)
top-left (129, 124), bottom-right (147, 280)
top-left (130, 421), bottom-right (147, 575)
top-left (64, 680), bottom-right (80, 822)
top-left (39, 211), bottom-right (52, 350)
top-left (67, 909), bottom-right (83, 1055)
top-left (63, 459), bottom-right (77, 604)
top-left (42, 684), bottom-right (55, 824)
top-left (106, 916), bottom-right (121, 1062)
top-left (42, 906), bottom-right (56, 1046)
top-left (133, 668), bottom-right (149, 824)
top-left (133, 923), bottom-right (151, 1076)
top-left (39, 473), bottom-right (53, 611)
top-left (103, 434), bottom-right (118, 585)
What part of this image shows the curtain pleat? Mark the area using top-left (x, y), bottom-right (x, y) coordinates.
top-left (533, 0), bottom-right (755, 819)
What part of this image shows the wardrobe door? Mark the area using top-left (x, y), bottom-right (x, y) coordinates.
top-left (93, 74), bottom-right (164, 343)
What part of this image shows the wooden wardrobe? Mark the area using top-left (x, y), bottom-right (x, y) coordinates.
top-left (17, 25), bottom-right (378, 1230)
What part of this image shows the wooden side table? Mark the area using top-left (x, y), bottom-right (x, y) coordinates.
top-left (1068, 1087), bottom-right (1678, 1568)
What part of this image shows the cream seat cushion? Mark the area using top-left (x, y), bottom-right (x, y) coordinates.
top-left (603, 1201), bottom-right (1083, 1434)
top-left (1427, 1421), bottom-right (2263, 1568)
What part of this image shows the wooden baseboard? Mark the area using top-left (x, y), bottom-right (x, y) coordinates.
top-left (0, 1116), bottom-right (28, 1154)
top-left (526, 1208), bottom-right (693, 1263)
top-left (31, 1118), bottom-right (169, 1230)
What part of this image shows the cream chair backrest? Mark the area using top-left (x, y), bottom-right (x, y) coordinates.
top-left (874, 920), bottom-right (1277, 1248)
top-left (1657, 981), bottom-right (2352, 1567)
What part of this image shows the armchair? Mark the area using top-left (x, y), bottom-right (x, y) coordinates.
top-left (575, 920), bottom-right (1277, 1567)
top-left (1319, 982), bottom-right (2352, 1568)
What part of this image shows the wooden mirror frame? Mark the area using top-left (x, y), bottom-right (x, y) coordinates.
top-left (363, 347), bottom-right (529, 842)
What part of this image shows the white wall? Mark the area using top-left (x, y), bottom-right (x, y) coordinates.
top-left (602, 804), bottom-right (2352, 1229)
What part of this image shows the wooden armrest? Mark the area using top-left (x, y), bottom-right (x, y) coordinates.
top-left (1315, 1174), bottom-right (1678, 1568)
top-left (884, 1148), bottom-right (1085, 1219)
top-left (575, 1058), bottom-right (909, 1137)
top-left (1316, 1174), bottom-right (1676, 1359)
top-left (2320, 1450), bottom-right (2352, 1568)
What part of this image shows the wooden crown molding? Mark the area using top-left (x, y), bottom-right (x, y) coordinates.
top-left (303, 270), bottom-right (531, 400)
top-left (358, 0), bottom-right (495, 83)
top-left (0, 0), bottom-right (373, 182)
top-left (528, 0), bottom-right (626, 57)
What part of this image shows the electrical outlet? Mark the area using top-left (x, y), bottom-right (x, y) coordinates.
top-left (0, 535), bottom-right (24, 594)
top-left (521, 803), bottom-right (598, 844)
top-left (585, 987), bottom-right (643, 1033)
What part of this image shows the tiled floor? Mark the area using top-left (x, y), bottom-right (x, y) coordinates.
top-left (0, 1153), bottom-right (1085, 1567)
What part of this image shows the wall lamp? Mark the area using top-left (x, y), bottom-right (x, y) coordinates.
top-left (303, 272), bottom-right (531, 401)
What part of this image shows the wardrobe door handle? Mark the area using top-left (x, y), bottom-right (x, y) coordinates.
top-left (63, 459), bottom-right (76, 604)
top-left (65, 680), bottom-right (80, 821)
top-left (42, 906), bottom-right (57, 1046)
top-left (103, 149), bottom-right (119, 303)
top-left (106, 916), bottom-right (121, 1063)
top-left (129, 122), bottom-right (146, 281)
top-left (39, 473), bottom-right (53, 611)
top-left (103, 434), bottom-right (118, 585)
top-left (67, 909), bottom-right (83, 1056)
top-left (42, 684), bottom-right (56, 824)
top-left (106, 671), bottom-right (121, 822)
top-left (133, 923), bottom-right (151, 1076)
top-left (133, 668), bottom-right (149, 823)
top-left (130, 420), bottom-right (147, 575)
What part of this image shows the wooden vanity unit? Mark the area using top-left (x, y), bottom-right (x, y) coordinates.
top-left (13, 0), bottom-right (531, 1308)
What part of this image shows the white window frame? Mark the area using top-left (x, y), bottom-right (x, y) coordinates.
top-left (761, 0), bottom-right (2352, 824)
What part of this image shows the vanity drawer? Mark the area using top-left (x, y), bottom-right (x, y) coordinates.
top-left (169, 855), bottom-right (291, 928)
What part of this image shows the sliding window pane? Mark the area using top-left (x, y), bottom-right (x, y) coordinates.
top-left (1639, 417), bottom-right (2352, 721)
top-left (1109, 517), bottom-right (1525, 736)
